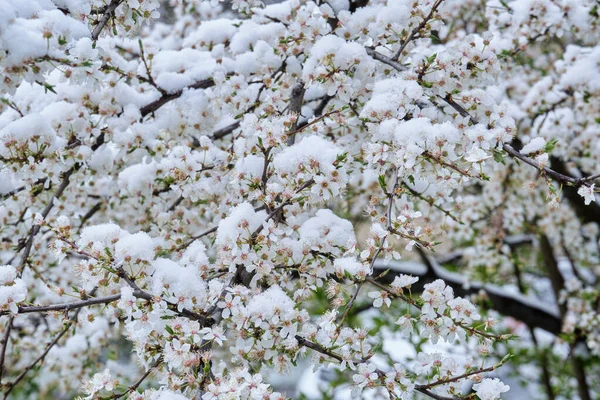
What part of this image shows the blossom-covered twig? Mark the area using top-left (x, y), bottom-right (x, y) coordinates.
top-left (392, 0), bottom-right (446, 60)
top-left (140, 77), bottom-right (217, 117)
top-left (90, 0), bottom-right (123, 41)
top-left (108, 357), bottom-right (162, 399)
top-left (0, 294), bottom-right (122, 316)
top-left (3, 287), bottom-right (100, 398)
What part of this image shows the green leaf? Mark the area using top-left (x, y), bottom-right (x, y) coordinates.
top-left (378, 175), bottom-right (387, 191)
top-left (493, 150), bottom-right (506, 165)
top-left (336, 152), bottom-right (348, 164)
top-left (165, 325), bottom-right (174, 335)
top-left (36, 81), bottom-right (57, 94)
top-left (376, 268), bottom-right (391, 279)
top-left (544, 139), bottom-right (559, 153)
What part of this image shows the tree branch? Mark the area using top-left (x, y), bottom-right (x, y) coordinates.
top-left (372, 258), bottom-right (562, 335)
top-left (109, 357), bottom-right (162, 399)
top-left (140, 78), bottom-right (217, 117)
top-left (91, 0), bottom-right (123, 41)
top-left (0, 294), bottom-right (122, 316)
top-left (392, 0), bottom-right (445, 60)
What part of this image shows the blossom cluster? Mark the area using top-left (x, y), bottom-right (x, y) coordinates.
top-left (1, 0), bottom-right (599, 399)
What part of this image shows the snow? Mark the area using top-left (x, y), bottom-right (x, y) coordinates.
top-left (520, 137), bottom-right (546, 155)
top-left (117, 160), bottom-right (159, 195)
top-left (299, 209), bottom-right (356, 252)
top-left (152, 49), bottom-right (218, 94)
top-left (114, 232), bottom-right (155, 263)
top-left (151, 258), bottom-right (207, 303)
top-left (78, 223), bottom-right (127, 249)
top-left (0, 113), bottom-right (65, 157)
top-left (183, 18), bottom-right (240, 49)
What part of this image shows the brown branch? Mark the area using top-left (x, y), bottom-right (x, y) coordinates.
top-left (365, 48), bottom-right (407, 72)
top-left (414, 388), bottom-right (459, 400)
top-left (137, 39), bottom-right (164, 94)
top-left (4, 316), bottom-right (75, 398)
top-left (176, 226), bottom-right (219, 252)
top-left (249, 179), bottom-right (314, 240)
top-left (440, 94), bottom-right (596, 190)
top-left (91, 0), bottom-right (123, 41)
top-left (400, 181), bottom-right (462, 223)
top-left (286, 80), bottom-right (306, 146)
top-left (0, 317), bottom-right (13, 385)
top-left (294, 335), bottom-right (342, 362)
top-left (211, 121), bottom-right (241, 141)
top-left (115, 266), bottom-right (213, 326)
top-left (295, 335), bottom-right (462, 400)
top-left (2, 287), bottom-right (102, 398)
top-left (502, 144), bottom-right (590, 188)
top-left (337, 282), bottom-right (363, 329)
top-left (416, 359), bottom-right (506, 391)
top-left (371, 259), bottom-right (562, 335)
top-left (140, 78), bottom-right (217, 117)
top-left (166, 195), bottom-right (184, 212)
top-left (393, 0), bottom-right (445, 60)
top-left (539, 235), bottom-right (591, 400)
top-left (0, 294), bottom-right (122, 316)
top-left (109, 357), bottom-right (162, 399)
top-left (78, 201), bottom-right (103, 232)
top-left (9, 168), bottom-right (75, 268)
top-left (0, 168), bottom-right (75, 382)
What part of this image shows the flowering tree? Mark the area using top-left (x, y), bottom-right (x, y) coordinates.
top-left (0, 0), bottom-right (599, 399)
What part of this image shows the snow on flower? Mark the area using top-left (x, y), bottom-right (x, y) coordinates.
top-left (391, 274), bottom-right (419, 291)
top-left (0, 265), bottom-right (27, 314)
top-left (334, 257), bottom-right (371, 280)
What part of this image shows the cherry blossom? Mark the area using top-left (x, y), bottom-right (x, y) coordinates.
top-left (1, 0), bottom-right (599, 399)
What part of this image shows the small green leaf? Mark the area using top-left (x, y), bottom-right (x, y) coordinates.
top-left (36, 81), bottom-right (57, 94)
top-left (376, 268), bottom-right (391, 279)
top-left (378, 175), bottom-right (387, 191)
top-left (544, 139), bottom-right (559, 153)
top-left (493, 150), bottom-right (506, 165)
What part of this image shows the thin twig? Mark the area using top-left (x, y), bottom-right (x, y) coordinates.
top-left (109, 357), bottom-right (162, 399)
top-left (392, 0), bottom-right (445, 60)
top-left (0, 317), bottom-right (13, 384)
top-left (294, 335), bottom-right (342, 362)
top-left (415, 359), bottom-right (506, 390)
top-left (140, 77), bottom-right (217, 117)
top-left (91, 0), bottom-right (123, 41)
top-left (2, 287), bottom-right (101, 398)
top-left (365, 48), bottom-right (407, 72)
top-left (0, 294), bottom-right (122, 316)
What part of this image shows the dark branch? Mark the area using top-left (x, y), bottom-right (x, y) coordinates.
top-left (373, 258), bottom-right (562, 335)
top-left (140, 78), bottom-right (217, 117)
top-left (0, 294), bottom-right (122, 316)
top-left (91, 0), bottom-right (123, 41)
